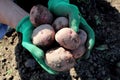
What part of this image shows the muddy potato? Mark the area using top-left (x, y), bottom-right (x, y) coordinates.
top-left (45, 47), bottom-right (76, 71)
top-left (30, 4), bottom-right (53, 27)
top-left (32, 24), bottom-right (55, 47)
top-left (78, 29), bottom-right (87, 44)
top-left (55, 28), bottom-right (81, 50)
top-left (52, 17), bottom-right (69, 31)
top-left (71, 45), bottom-right (86, 59)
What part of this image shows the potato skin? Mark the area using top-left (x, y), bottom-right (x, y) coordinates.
top-left (45, 47), bottom-right (76, 71)
top-left (32, 24), bottom-right (55, 47)
top-left (78, 29), bottom-right (87, 44)
top-left (52, 17), bottom-right (69, 31)
top-left (55, 28), bottom-right (81, 50)
top-left (71, 45), bottom-right (86, 59)
top-left (71, 29), bottom-right (87, 59)
top-left (30, 5), bottom-right (53, 27)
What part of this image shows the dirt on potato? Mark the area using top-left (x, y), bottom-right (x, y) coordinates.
top-left (45, 47), bottom-right (75, 72)
top-left (0, 0), bottom-right (120, 80)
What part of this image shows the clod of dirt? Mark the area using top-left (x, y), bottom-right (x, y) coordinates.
top-left (24, 59), bottom-right (37, 70)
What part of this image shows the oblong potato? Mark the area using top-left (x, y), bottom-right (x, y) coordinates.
top-left (45, 47), bottom-right (76, 71)
top-left (52, 17), bottom-right (68, 31)
top-left (32, 24), bottom-right (55, 47)
top-left (55, 28), bottom-right (81, 50)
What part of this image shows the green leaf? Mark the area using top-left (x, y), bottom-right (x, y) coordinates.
top-left (6, 69), bottom-right (12, 75)
top-left (95, 44), bottom-right (108, 51)
top-left (94, 15), bottom-right (101, 25)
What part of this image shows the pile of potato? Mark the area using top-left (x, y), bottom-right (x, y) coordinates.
top-left (30, 5), bottom-right (87, 72)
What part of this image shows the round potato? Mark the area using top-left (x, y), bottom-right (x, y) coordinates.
top-left (45, 47), bottom-right (76, 71)
top-left (71, 45), bottom-right (86, 59)
top-left (32, 24), bottom-right (55, 47)
top-left (30, 4), bottom-right (53, 27)
top-left (55, 28), bottom-right (81, 50)
top-left (52, 17), bottom-right (68, 31)
top-left (78, 29), bottom-right (87, 44)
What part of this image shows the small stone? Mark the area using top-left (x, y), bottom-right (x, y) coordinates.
top-left (110, 59), bottom-right (114, 62)
top-left (98, 64), bottom-right (101, 68)
top-left (90, 66), bottom-right (94, 72)
top-left (93, 63), bottom-right (97, 67)
top-left (102, 71), bottom-right (106, 75)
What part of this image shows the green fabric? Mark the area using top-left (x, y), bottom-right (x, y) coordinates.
top-left (48, 0), bottom-right (80, 32)
top-left (80, 17), bottom-right (95, 59)
top-left (16, 16), bottom-right (58, 74)
top-left (48, 0), bottom-right (95, 59)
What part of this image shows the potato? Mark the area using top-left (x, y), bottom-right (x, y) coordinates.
top-left (52, 17), bottom-right (69, 31)
top-left (70, 29), bottom-right (87, 59)
top-left (71, 45), bottom-right (86, 59)
top-left (55, 28), bottom-right (81, 50)
top-left (32, 24), bottom-right (55, 47)
top-left (30, 4), bottom-right (53, 27)
top-left (45, 47), bottom-right (76, 71)
top-left (78, 29), bottom-right (87, 44)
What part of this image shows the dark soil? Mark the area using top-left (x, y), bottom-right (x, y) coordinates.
top-left (0, 0), bottom-right (120, 80)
